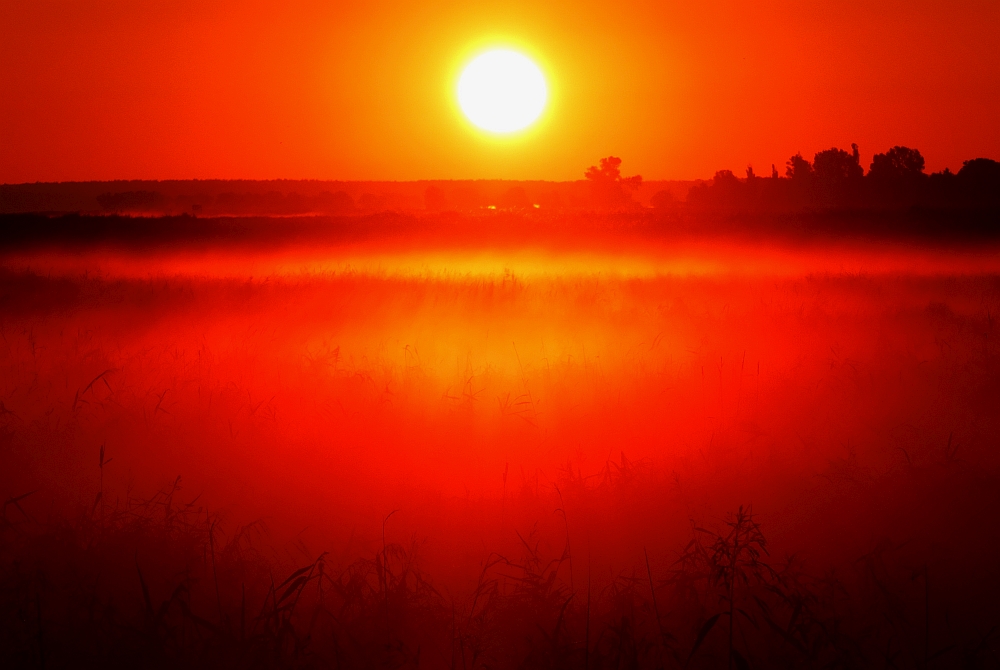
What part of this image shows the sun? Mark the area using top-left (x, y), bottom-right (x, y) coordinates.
top-left (457, 50), bottom-right (548, 134)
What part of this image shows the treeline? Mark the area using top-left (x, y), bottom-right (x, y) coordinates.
top-left (2, 180), bottom-right (673, 215)
top-left (0, 181), bottom-right (426, 215)
top-left (684, 145), bottom-right (1000, 212)
top-left (95, 189), bottom-right (357, 215)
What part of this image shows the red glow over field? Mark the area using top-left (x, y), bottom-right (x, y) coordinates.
top-left (2, 224), bottom-right (999, 665)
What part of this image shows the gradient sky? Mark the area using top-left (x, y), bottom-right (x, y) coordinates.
top-left (2, 0), bottom-right (998, 182)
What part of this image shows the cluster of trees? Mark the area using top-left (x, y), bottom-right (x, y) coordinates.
top-left (584, 156), bottom-right (643, 208)
top-left (686, 145), bottom-right (1000, 211)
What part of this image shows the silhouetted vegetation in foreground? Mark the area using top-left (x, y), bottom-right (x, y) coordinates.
top-left (4, 467), bottom-right (996, 669)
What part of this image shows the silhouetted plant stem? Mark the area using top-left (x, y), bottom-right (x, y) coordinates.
top-left (36, 592), bottom-right (45, 669)
top-left (382, 509), bottom-right (398, 648)
top-left (210, 519), bottom-right (223, 624)
top-left (240, 582), bottom-right (246, 642)
top-left (585, 557), bottom-right (591, 670)
top-left (728, 534), bottom-right (737, 670)
top-left (923, 565), bottom-right (930, 669)
top-left (645, 547), bottom-right (668, 654)
top-left (555, 486), bottom-right (574, 592)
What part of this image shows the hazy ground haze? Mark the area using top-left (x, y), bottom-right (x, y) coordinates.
top-left (3, 213), bottom-right (1000, 665)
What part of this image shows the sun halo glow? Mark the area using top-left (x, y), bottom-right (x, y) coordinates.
top-left (457, 50), bottom-right (548, 134)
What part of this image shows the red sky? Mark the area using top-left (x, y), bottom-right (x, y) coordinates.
top-left (2, 0), bottom-right (998, 182)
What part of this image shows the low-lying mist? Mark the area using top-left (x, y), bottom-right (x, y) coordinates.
top-left (2, 218), bottom-right (999, 667)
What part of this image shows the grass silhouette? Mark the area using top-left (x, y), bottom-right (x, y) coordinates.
top-left (3, 459), bottom-right (997, 668)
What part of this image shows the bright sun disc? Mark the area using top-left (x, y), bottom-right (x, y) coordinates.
top-left (458, 50), bottom-right (547, 133)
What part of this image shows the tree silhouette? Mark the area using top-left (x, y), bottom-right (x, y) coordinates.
top-left (812, 144), bottom-right (864, 205)
top-left (782, 153), bottom-right (815, 207)
top-left (813, 144), bottom-right (863, 182)
top-left (712, 170), bottom-right (743, 204)
top-left (868, 146), bottom-right (925, 181)
top-left (785, 153), bottom-right (813, 181)
top-left (957, 157), bottom-right (1000, 184)
top-left (956, 158), bottom-right (1000, 206)
top-left (585, 156), bottom-right (642, 208)
top-left (866, 146), bottom-right (926, 204)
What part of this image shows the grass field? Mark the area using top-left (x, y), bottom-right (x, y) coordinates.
top-left (2, 214), bottom-right (1000, 667)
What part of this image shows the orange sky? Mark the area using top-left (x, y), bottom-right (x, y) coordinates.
top-left (2, 0), bottom-right (998, 182)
